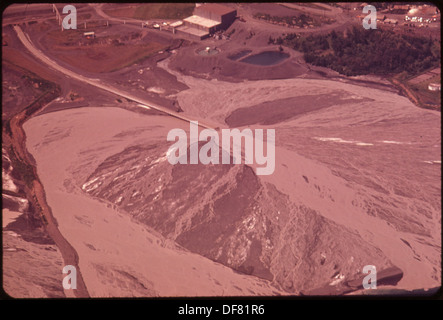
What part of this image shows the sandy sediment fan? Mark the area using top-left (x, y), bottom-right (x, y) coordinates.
top-left (301, 266), bottom-right (404, 296)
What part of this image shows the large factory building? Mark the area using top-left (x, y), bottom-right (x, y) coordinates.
top-left (193, 3), bottom-right (237, 30)
top-left (175, 3), bottom-right (237, 40)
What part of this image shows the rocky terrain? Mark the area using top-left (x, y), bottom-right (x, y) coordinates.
top-left (23, 67), bottom-right (441, 294)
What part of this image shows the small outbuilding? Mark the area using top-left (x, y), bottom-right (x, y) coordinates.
top-left (83, 31), bottom-right (95, 39)
top-left (428, 83), bottom-right (441, 91)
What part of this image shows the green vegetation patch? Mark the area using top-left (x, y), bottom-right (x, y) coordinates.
top-left (8, 146), bottom-right (36, 188)
top-left (254, 12), bottom-right (319, 28)
top-left (272, 26), bottom-right (440, 76)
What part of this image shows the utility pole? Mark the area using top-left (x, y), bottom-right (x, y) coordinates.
top-left (53, 4), bottom-right (62, 27)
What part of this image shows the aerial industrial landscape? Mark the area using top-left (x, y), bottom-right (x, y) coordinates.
top-left (2, 3), bottom-right (441, 299)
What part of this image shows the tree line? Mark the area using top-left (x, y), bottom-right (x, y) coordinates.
top-left (254, 12), bottom-right (316, 28)
top-left (270, 26), bottom-right (440, 76)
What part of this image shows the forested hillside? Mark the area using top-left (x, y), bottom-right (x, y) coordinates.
top-left (271, 26), bottom-right (440, 76)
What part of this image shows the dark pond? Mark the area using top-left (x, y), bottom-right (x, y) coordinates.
top-left (239, 51), bottom-right (289, 66)
top-left (228, 50), bottom-right (252, 61)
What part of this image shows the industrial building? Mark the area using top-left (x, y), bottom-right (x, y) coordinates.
top-left (175, 3), bottom-right (237, 40)
top-left (194, 3), bottom-right (237, 30)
